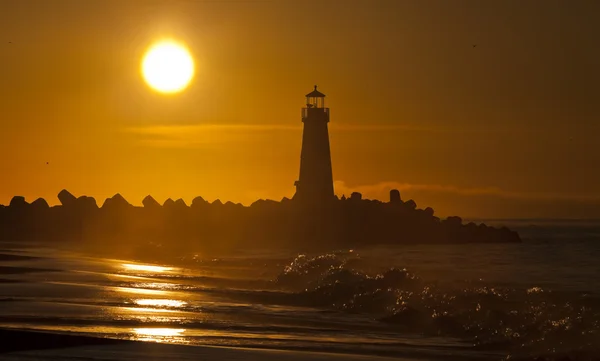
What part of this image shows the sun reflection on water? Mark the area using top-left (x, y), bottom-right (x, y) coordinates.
top-left (132, 328), bottom-right (188, 343)
top-left (131, 282), bottom-right (181, 291)
top-left (134, 299), bottom-right (187, 308)
top-left (134, 328), bottom-right (185, 336)
top-left (122, 263), bottom-right (173, 273)
top-left (114, 286), bottom-right (168, 296)
top-left (121, 307), bottom-right (178, 313)
top-left (117, 307), bottom-right (183, 323)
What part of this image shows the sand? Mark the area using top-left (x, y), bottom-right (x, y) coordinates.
top-left (0, 329), bottom-right (404, 361)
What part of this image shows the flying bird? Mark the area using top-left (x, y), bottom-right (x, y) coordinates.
top-left (472, 44), bottom-right (477, 48)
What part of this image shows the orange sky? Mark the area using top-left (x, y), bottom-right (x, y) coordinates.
top-left (1, 0), bottom-right (599, 218)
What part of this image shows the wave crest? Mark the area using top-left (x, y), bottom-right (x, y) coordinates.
top-left (274, 252), bottom-right (600, 359)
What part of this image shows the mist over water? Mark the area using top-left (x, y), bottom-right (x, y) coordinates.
top-left (1, 221), bottom-right (600, 360)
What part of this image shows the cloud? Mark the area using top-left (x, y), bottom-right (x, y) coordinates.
top-left (125, 124), bottom-right (302, 134)
top-left (125, 123), bottom-right (448, 149)
top-left (329, 124), bottom-right (442, 132)
top-left (328, 123), bottom-right (542, 134)
top-left (124, 123), bottom-right (439, 137)
top-left (125, 122), bottom-right (534, 148)
top-left (124, 124), bottom-right (302, 148)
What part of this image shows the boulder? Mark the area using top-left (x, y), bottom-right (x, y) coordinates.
top-left (350, 192), bottom-right (362, 201)
top-left (444, 216), bottom-right (462, 226)
top-left (9, 196), bottom-right (28, 208)
top-left (424, 207), bottom-right (434, 217)
top-left (111, 193), bottom-right (129, 204)
top-left (465, 222), bottom-right (478, 234)
top-left (389, 189), bottom-right (401, 203)
top-left (58, 189), bottom-right (77, 207)
top-left (77, 196), bottom-right (98, 211)
top-left (174, 198), bottom-right (188, 208)
top-left (191, 196), bottom-right (207, 208)
top-left (500, 227), bottom-right (521, 242)
top-left (404, 199), bottom-right (417, 210)
top-left (142, 195), bottom-right (160, 208)
top-left (250, 199), bottom-right (266, 208)
top-left (102, 193), bottom-right (131, 209)
top-left (224, 201), bottom-right (243, 210)
top-left (30, 198), bottom-right (50, 210)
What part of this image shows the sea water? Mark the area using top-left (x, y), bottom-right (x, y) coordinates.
top-left (1, 220), bottom-right (599, 360)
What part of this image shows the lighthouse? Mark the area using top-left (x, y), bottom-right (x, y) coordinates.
top-left (294, 86), bottom-right (335, 202)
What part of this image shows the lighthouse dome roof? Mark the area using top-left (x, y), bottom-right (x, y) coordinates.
top-left (306, 85), bottom-right (325, 98)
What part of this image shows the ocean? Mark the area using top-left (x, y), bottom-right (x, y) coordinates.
top-left (1, 220), bottom-right (599, 360)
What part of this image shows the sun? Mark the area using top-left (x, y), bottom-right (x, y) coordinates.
top-left (142, 40), bottom-right (195, 94)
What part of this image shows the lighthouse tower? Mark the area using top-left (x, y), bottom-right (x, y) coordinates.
top-left (294, 86), bottom-right (335, 202)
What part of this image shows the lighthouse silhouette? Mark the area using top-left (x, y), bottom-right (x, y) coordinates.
top-left (294, 86), bottom-right (335, 202)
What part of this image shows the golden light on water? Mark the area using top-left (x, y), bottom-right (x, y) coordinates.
top-left (121, 263), bottom-right (173, 273)
top-left (134, 328), bottom-right (185, 337)
top-left (122, 307), bottom-right (177, 314)
top-left (114, 286), bottom-right (168, 296)
top-left (141, 39), bottom-right (195, 94)
top-left (132, 328), bottom-right (188, 343)
top-left (134, 299), bottom-right (187, 308)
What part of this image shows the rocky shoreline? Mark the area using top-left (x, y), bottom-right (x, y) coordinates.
top-left (0, 189), bottom-right (521, 253)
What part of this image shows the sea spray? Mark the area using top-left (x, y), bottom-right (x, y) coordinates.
top-left (274, 252), bottom-right (600, 358)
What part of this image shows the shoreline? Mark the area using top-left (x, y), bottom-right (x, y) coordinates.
top-left (0, 328), bottom-right (420, 361)
top-left (0, 190), bottom-right (521, 253)
top-left (0, 327), bottom-right (506, 361)
top-left (0, 328), bottom-right (129, 354)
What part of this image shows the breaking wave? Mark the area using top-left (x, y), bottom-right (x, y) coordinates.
top-left (274, 251), bottom-right (600, 360)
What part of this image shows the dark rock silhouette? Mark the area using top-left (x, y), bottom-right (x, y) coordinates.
top-left (191, 196), bottom-right (207, 209)
top-left (102, 193), bottom-right (131, 210)
top-left (77, 196), bottom-right (98, 211)
top-left (350, 192), bottom-right (362, 201)
top-left (142, 195), bottom-right (160, 208)
top-left (0, 189), bottom-right (521, 255)
top-left (405, 199), bottom-right (417, 210)
top-left (390, 189), bottom-right (401, 203)
top-left (445, 216), bottom-right (462, 226)
top-left (58, 189), bottom-right (77, 207)
top-left (31, 198), bottom-right (50, 211)
top-left (424, 207), bottom-right (434, 217)
top-left (10, 196), bottom-right (28, 209)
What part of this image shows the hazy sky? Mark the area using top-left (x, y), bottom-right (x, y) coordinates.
top-left (1, 0), bottom-right (599, 218)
